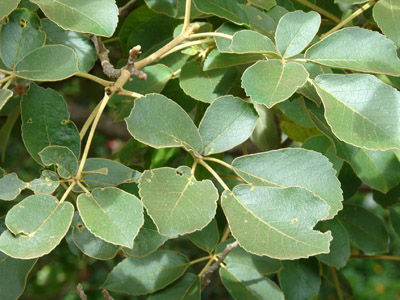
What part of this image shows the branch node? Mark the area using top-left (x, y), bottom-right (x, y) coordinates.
top-left (76, 283), bottom-right (87, 300)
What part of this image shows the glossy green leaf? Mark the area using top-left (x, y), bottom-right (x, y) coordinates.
top-left (199, 96), bottom-right (258, 155)
top-left (148, 273), bottom-right (200, 300)
top-left (0, 9), bottom-right (45, 69)
top-left (21, 84), bottom-right (80, 163)
top-left (0, 252), bottom-right (37, 300)
top-left (248, 0), bottom-right (276, 10)
top-left (193, 0), bottom-right (248, 25)
top-left (14, 45), bottom-right (79, 81)
top-left (144, 0), bottom-right (202, 19)
top-left (220, 263), bottom-right (284, 300)
top-left (373, 0), bottom-right (400, 47)
top-left (71, 213), bottom-right (119, 260)
top-left (31, 0), bottom-right (118, 37)
top-left (0, 90), bottom-right (13, 112)
top-left (314, 74), bottom-right (400, 150)
top-left (139, 166), bottom-right (219, 237)
top-left (0, 194), bottom-right (74, 259)
top-left (77, 187), bottom-right (144, 248)
top-left (338, 204), bottom-right (388, 253)
top-left (80, 158), bottom-right (141, 189)
top-left (316, 218), bottom-right (350, 268)
top-left (216, 239), bottom-right (282, 275)
top-left (125, 94), bottom-right (203, 154)
top-left (39, 146), bottom-right (78, 178)
top-left (229, 30), bottom-right (278, 54)
top-left (27, 170), bottom-right (59, 194)
top-left (250, 104), bottom-right (280, 151)
top-left (242, 60), bottom-right (309, 108)
top-left (123, 213), bottom-right (169, 258)
top-left (102, 250), bottom-right (189, 295)
top-left (221, 185), bottom-right (331, 259)
top-left (0, 173), bottom-right (26, 201)
top-left (233, 148), bottom-right (343, 219)
top-left (0, 0), bottom-right (21, 19)
top-left (41, 18), bottom-right (96, 73)
top-left (275, 10), bottom-right (321, 58)
top-left (279, 259), bottom-right (320, 300)
top-left (180, 61), bottom-right (238, 103)
top-left (203, 49), bottom-right (263, 71)
top-left (305, 27), bottom-right (400, 75)
top-left (188, 219), bottom-right (219, 253)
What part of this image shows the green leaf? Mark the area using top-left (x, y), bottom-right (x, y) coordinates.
top-left (220, 263), bottom-right (284, 300)
top-left (248, 0), bottom-right (276, 10)
top-left (338, 204), bottom-right (388, 253)
top-left (180, 61), bottom-right (238, 103)
top-left (373, 0), bottom-right (400, 47)
top-left (216, 239), bottom-right (282, 275)
top-left (242, 60), bottom-right (309, 108)
top-left (215, 22), bottom-right (245, 53)
top-left (305, 27), bottom-right (400, 76)
top-left (39, 146), bottom-right (79, 178)
top-left (0, 90), bottom-right (13, 112)
top-left (125, 93), bottom-right (203, 154)
top-left (279, 96), bottom-right (314, 127)
top-left (77, 187), bottom-right (144, 248)
top-left (221, 185), bottom-right (331, 259)
top-left (0, 0), bottom-right (21, 19)
top-left (316, 218), bottom-right (350, 268)
top-left (188, 219), bottom-right (219, 253)
top-left (0, 194), bottom-right (74, 259)
top-left (0, 173), bottom-right (26, 201)
top-left (14, 45), bottom-right (79, 81)
top-left (313, 74), bottom-right (400, 150)
top-left (30, 0), bottom-right (118, 37)
top-left (0, 9), bottom-right (45, 69)
top-left (0, 252), bottom-right (37, 300)
top-left (373, 185), bottom-right (400, 208)
top-left (21, 83), bottom-right (80, 163)
top-left (233, 148), bottom-right (343, 219)
top-left (144, 0), bottom-right (202, 19)
top-left (102, 250), bottom-right (190, 295)
top-left (275, 10), bottom-right (321, 58)
top-left (193, 0), bottom-right (248, 25)
top-left (27, 170), bottom-right (59, 194)
top-left (139, 166), bottom-right (219, 237)
top-left (279, 259), bottom-right (320, 300)
top-left (71, 213), bottom-right (119, 260)
top-left (123, 213), bottom-right (169, 258)
top-left (203, 49), bottom-right (263, 71)
top-left (250, 104), bottom-right (280, 151)
top-left (0, 106), bottom-right (19, 162)
top-left (199, 96), bottom-right (258, 155)
top-left (334, 0), bottom-right (369, 4)
top-left (41, 18), bottom-right (96, 73)
top-left (229, 30), bottom-right (278, 54)
top-left (148, 273), bottom-right (200, 300)
top-left (389, 206), bottom-right (400, 238)
top-left (280, 119), bottom-right (321, 143)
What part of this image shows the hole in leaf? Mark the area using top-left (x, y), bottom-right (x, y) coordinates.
top-left (60, 120), bottom-right (70, 125)
top-left (19, 18), bottom-right (29, 28)
top-left (27, 118), bottom-right (33, 123)
top-left (176, 171), bottom-right (183, 176)
top-left (76, 222), bottom-right (85, 232)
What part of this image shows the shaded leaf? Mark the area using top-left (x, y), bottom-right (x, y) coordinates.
top-left (125, 93), bottom-right (203, 154)
top-left (221, 185), bottom-right (331, 259)
top-left (373, 0), bottom-right (400, 47)
top-left (199, 96), bottom-right (258, 155)
top-left (144, 0), bottom-right (202, 19)
top-left (102, 250), bottom-right (189, 295)
top-left (248, 0), bottom-right (276, 10)
top-left (188, 219), bottom-right (219, 253)
top-left (193, 0), bottom-right (248, 25)
top-left (39, 145), bottom-right (78, 178)
top-left (77, 187), bottom-right (143, 248)
top-left (0, 173), bottom-right (26, 201)
top-left (139, 166), bottom-right (218, 237)
top-left (250, 104), bottom-right (280, 151)
top-left (389, 205), bottom-right (400, 238)
top-left (242, 60), bottom-right (309, 108)
top-left (148, 273), bottom-right (200, 300)
top-left (203, 49), bottom-right (263, 71)
top-left (229, 30), bottom-right (278, 54)
top-left (0, 90), bottom-right (13, 112)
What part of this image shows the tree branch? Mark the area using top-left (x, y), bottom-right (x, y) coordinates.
top-left (118, 0), bottom-right (137, 17)
top-left (76, 284), bottom-right (87, 300)
top-left (200, 241), bottom-right (239, 290)
top-left (102, 289), bottom-right (115, 300)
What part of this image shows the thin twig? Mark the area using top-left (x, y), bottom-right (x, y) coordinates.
top-left (201, 241), bottom-right (239, 290)
top-left (202, 157), bottom-right (234, 171)
top-left (102, 289), bottom-right (115, 300)
top-left (116, 88), bottom-right (144, 98)
top-left (198, 159), bottom-right (230, 190)
top-left (189, 32), bottom-right (233, 40)
top-left (160, 38), bottom-right (214, 60)
top-left (351, 254), bottom-right (400, 261)
top-left (80, 102), bottom-right (101, 139)
top-left (182, 0), bottom-right (192, 33)
top-left (75, 72), bottom-right (113, 87)
top-left (321, 0), bottom-right (377, 39)
top-left (294, 0), bottom-right (341, 23)
top-left (76, 283), bottom-right (87, 300)
top-left (329, 266), bottom-right (344, 300)
top-left (118, 0), bottom-right (137, 17)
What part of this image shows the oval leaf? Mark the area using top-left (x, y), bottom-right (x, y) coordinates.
top-left (0, 173), bottom-right (26, 201)
top-left (373, 0), bottom-right (400, 47)
top-left (232, 148), bottom-right (343, 219)
top-left (305, 27), bottom-right (400, 75)
top-left (314, 74), bottom-right (400, 150)
top-left (199, 96), bottom-right (259, 155)
top-left (102, 250), bottom-right (190, 295)
top-left (0, 194), bottom-right (74, 259)
top-left (221, 185), bottom-right (332, 259)
top-left (39, 145), bottom-right (78, 178)
top-left (139, 166), bottom-right (219, 237)
top-left (125, 93), bottom-right (203, 154)
top-left (242, 60), bottom-right (309, 108)
top-left (77, 187), bottom-right (144, 248)
top-left (229, 30), bottom-right (278, 54)
top-left (30, 0), bottom-right (118, 37)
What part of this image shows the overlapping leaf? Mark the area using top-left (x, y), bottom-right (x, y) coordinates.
top-left (203, 49), bottom-right (263, 71)
top-left (373, 0), bottom-right (400, 47)
top-left (188, 219), bottom-right (219, 253)
top-left (148, 273), bottom-right (200, 300)
top-left (193, 0), bottom-right (248, 25)
top-left (27, 170), bottom-right (59, 194)
top-left (0, 0), bottom-right (21, 19)
top-left (0, 90), bottom-right (13, 112)
top-left (39, 146), bottom-right (78, 178)
top-left (228, 30), bottom-right (278, 54)
top-left (0, 173), bottom-right (26, 201)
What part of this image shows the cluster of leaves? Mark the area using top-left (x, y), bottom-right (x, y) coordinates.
top-left (1, 0), bottom-right (400, 299)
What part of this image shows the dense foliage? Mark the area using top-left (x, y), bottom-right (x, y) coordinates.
top-left (1, 0), bottom-right (400, 299)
